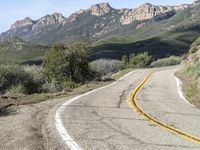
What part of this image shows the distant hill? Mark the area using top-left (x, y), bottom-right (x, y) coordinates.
top-left (0, 37), bottom-right (48, 64)
top-left (0, 1), bottom-right (200, 62)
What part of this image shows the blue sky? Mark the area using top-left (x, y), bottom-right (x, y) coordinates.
top-left (0, 0), bottom-right (194, 33)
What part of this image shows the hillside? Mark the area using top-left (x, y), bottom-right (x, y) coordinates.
top-left (176, 37), bottom-right (200, 108)
top-left (90, 2), bottom-right (200, 59)
top-left (0, 2), bottom-right (196, 45)
top-left (0, 37), bottom-right (49, 64)
top-left (0, 1), bottom-right (200, 62)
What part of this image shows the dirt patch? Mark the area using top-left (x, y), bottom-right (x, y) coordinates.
top-left (0, 96), bottom-right (70, 150)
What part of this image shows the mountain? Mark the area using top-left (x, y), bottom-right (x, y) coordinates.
top-left (0, 37), bottom-right (48, 64)
top-left (0, 2), bottom-right (193, 45)
top-left (0, 1), bottom-right (200, 61)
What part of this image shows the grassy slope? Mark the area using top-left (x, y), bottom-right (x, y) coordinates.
top-left (90, 6), bottom-right (200, 60)
top-left (176, 37), bottom-right (200, 108)
top-left (0, 5), bottom-right (200, 64)
top-left (0, 37), bottom-right (49, 64)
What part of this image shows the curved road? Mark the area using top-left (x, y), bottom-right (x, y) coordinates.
top-left (56, 67), bottom-right (200, 150)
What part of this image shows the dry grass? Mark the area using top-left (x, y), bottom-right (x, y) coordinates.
top-left (176, 68), bottom-right (200, 108)
top-left (0, 68), bottom-right (133, 110)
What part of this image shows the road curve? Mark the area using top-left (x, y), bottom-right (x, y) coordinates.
top-left (56, 67), bottom-right (200, 150)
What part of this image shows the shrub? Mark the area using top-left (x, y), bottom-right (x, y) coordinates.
top-left (42, 80), bottom-right (61, 93)
top-left (43, 43), bottom-right (92, 85)
top-left (190, 37), bottom-right (200, 54)
top-left (150, 56), bottom-right (181, 67)
top-left (24, 65), bottom-right (45, 92)
top-left (187, 61), bottom-right (200, 77)
top-left (63, 80), bottom-right (80, 89)
top-left (4, 84), bottom-right (25, 98)
top-left (0, 64), bottom-right (43, 94)
top-left (129, 52), bottom-right (152, 68)
top-left (121, 55), bottom-right (129, 68)
top-left (90, 59), bottom-right (122, 77)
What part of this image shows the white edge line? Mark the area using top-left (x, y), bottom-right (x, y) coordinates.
top-left (173, 74), bottom-right (194, 107)
top-left (55, 70), bottom-right (136, 150)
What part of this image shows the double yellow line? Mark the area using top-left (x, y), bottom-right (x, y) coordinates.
top-left (128, 72), bottom-right (200, 144)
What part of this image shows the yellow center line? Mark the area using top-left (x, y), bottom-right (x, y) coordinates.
top-left (127, 71), bottom-right (200, 144)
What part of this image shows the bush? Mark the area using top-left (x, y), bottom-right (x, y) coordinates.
top-left (43, 43), bottom-right (92, 85)
top-left (129, 52), bottom-right (152, 68)
top-left (4, 84), bottom-right (25, 98)
top-left (0, 64), bottom-right (43, 94)
top-left (150, 56), bottom-right (181, 67)
top-left (24, 65), bottom-right (45, 91)
top-left (63, 80), bottom-right (80, 89)
top-left (187, 61), bottom-right (200, 77)
top-left (90, 59), bottom-right (122, 77)
top-left (190, 37), bottom-right (200, 54)
top-left (121, 52), bottom-right (152, 68)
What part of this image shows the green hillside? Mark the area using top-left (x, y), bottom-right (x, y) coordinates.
top-left (0, 37), bottom-right (49, 64)
top-left (90, 6), bottom-right (200, 60)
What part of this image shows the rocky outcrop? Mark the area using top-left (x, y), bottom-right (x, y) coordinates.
top-left (32, 13), bottom-right (67, 30)
top-left (119, 3), bottom-right (189, 25)
top-left (11, 17), bottom-right (34, 30)
top-left (0, 2), bottom-right (195, 43)
top-left (10, 13), bottom-right (67, 32)
top-left (90, 3), bottom-right (113, 16)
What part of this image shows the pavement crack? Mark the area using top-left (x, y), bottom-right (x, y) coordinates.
top-left (117, 84), bottom-right (134, 108)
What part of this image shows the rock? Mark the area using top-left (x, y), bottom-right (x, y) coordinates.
top-left (90, 3), bottom-right (112, 16)
top-left (11, 17), bottom-right (34, 30)
top-left (32, 13), bottom-right (67, 30)
top-left (120, 3), bottom-right (189, 25)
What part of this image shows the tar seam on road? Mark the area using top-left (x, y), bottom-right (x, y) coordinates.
top-left (128, 72), bottom-right (200, 145)
top-left (55, 70), bottom-right (136, 150)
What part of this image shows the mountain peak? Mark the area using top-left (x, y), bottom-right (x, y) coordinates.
top-left (11, 17), bottom-right (34, 30)
top-left (142, 3), bottom-right (153, 6)
top-left (90, 2), bottom-right (113, 16)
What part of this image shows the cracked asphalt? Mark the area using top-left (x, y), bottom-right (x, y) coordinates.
top-left (60, 67), bottom-right (200, 150)
top-left (1, 66), bottom-right (200, 150)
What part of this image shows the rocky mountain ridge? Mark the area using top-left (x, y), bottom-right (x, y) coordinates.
top-left (0, 1), bottom-right (199, 44)
top-left (8, 2), bottom-right (191, 30)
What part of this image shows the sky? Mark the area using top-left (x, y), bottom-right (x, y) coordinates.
top-left (0, 0), bottom-right (194, 33)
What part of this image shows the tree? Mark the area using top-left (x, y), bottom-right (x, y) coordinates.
top-left (66, 42), bottom-right (90, 83)
top-left (43, 42), bottom-right (91, 85)
top-left (43, 44), bottom-right (69, 84)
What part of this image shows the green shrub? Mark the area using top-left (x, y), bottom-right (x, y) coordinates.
top-left (0, 64), bottom-right (43, 94)
top-left (43, 43), bottom-right (92, 85)
top-left (122, 52), bottom-right (152, 68)
top-left (187, 61), bottom-right (200, 77)
top-left (4, 84), bottom-right (25, 98)
top-left (90, 59), bottom-right (122, 77)
top-left (121, 55), bottom-right (129, 68)
top-left (42, 80), bottom-right (61, 93)
top-left (63, 80), bottom-right (80, 89)
top-left (150, 56), bottom-right (181, 67)
top-left (190, 37), bottom-right (200, 54)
